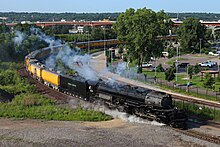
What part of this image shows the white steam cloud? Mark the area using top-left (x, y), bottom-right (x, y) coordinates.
top-left (14, 31), bottom-right (25, 46)
top-left (29, 27), bottom-right (98, 81)
top-left (69, 99), bottom-right (165, 126)
top-left (30, 27), bottom-right (62, 47)
top-left (45, 45), bottom-right (99, 81)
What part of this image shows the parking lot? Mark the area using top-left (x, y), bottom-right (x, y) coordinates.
top-left (149, 53), bottom-right (220, 72)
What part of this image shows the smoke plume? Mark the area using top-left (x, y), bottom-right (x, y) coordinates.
top-left (13, 31), bottom-right (25, 46)
top-left (30, 27), bottom-right (61, 47)
top-left (69, 99), bottom-right (165, 126)
top-left (45, 45), bottom-right (99, 81)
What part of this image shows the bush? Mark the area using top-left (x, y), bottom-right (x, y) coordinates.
top-left (156, 64), bottom-right (164, 72)
top-left (11, 93), bottom-right (54, 107)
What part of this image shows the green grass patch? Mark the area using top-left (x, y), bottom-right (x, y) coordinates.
top-left (143, 71), bottom-right (165, 80)
top-left (174, 101), bottom-right (220, 121)
top-left (166, 57), bottom-right (186, 65)
top-left (0, 93), bottom-right (112, 121)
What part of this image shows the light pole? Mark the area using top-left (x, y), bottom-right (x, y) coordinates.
top-left (199, 38), bottom-right (202, 54)
top-left (176, 46), bottom-right (179, 83)
top-left (103, 26), bottom-right (107, 66)
top-left (154, 57), bottom-right (157, 82)
top-left (87, 31), bottom-right (90, 54)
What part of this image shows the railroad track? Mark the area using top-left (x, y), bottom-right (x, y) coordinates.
top-left (172, 94), bottom-right (220, 108)
top-left (18, 67), bottom-right (71, 103)
top-left (175, 128), bottom-right (220, 145)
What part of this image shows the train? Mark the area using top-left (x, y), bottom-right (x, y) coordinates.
top-left (25, 39), bottom-right (187, 128)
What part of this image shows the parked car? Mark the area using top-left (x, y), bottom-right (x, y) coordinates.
top-left (198, 61), bottom-right (217, 67)
top-left (142, 62), bottom-right (153, 68)
top-left (178, 63), bottom-right (189, 68)
top-left (208, 52), bottom-right (220, 56)
top-left (207, 60), bottom-right (217, 66)
top-left (136, 62), bottom-right (153, 68)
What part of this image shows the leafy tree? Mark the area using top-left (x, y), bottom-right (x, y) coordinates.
top-left (114, 8), bottom-right (171, 73)
top-left (203, 73), bottom-right (215, 89)
top-left (205, 29), bottom-right (214, 41)
top-left (0, 23), bottom-right (10, 33)
top-left (118, 45), bottom-right (123, 56)
top-left (156, 64), bottom-right (164, 72)
top-left (91, 27), bottom-right (104, 40)
top-left (217, 73), bottom-right (220, 82)
top-left (178, 18), bottom-right (206, 53)
top-left (165, 66), bottom-right (175, 82)
top-left (187, 65), bottom-right (193, 80)
top-left (194, 64), bottom-right (200, 74)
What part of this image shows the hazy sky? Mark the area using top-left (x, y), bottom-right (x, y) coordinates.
top-left (0, 0), bottom-right (219, 13)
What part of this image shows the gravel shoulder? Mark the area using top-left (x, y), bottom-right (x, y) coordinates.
top-left (0, 118), bottom-right (204, 147)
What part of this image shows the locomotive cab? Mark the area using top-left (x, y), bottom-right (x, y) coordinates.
top-left (170, 108), bottom-right (187, 129)
top-left (161, 95), bottom-right (172, 109)
top-left (145, 91), bottom-right (172, 108)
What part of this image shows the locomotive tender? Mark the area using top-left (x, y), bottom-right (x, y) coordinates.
top-left (25, 40), bottom-right (187, 128)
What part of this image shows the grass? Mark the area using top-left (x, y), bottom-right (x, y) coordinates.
top-left (142, 70), bottom-right (220, 102)
top-left (174, 101), bottom-right (220, 121)
top-left (0, 62), bottom-right (112, 122)
top-left (0, 93), bottom-right (112, 121)
top-left (159, 84), bottom-right (220, 102)
top-left (166, 57), bottom-right (186, 65)
top-left (143, 71), bottom-right (166, 80)
top-left (143, 70), bottom-right (220, 91)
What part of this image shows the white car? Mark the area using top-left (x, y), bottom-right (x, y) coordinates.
top-left (137, 62), bottom-right (152, 68)
top-left (199, 61), bottom-right (217, 67)
top-left (207, 60), bottom-right (217, 66)
top-left (208, 52), bottom-right (220, 56)
top-left (142, 62), bottom-right (153, 68)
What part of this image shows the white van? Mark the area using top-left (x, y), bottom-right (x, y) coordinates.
top-left (162, 52), bottom-right (169, 57)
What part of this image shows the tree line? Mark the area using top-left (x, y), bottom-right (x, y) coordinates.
top-left (1, 12), bottom-right (220, 23)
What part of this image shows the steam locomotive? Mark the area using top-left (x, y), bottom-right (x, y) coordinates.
top-left (25, 40), bottom-right (187, 128)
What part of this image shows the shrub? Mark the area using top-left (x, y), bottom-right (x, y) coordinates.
top-left (156, 64), bottom-right (164, 72)
top-left (11, 93), bottom-right (54, 107)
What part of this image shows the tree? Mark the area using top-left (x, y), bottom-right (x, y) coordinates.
top-left (156, 64), bottom-right (164, 72)
top-left (165, 66), bottom-right (175, 82)
top-left (203, 73), bottom-right (215, 89)
top-left (114, 8), bottom-right (171, 73)
top-left (118, 45), bottom-right (124, 58)
top-left (194, 64), bottom-right (200, 75)
top-left (187, 65), bottom-right (193, 80)
top-left (91, 27), bottom-right (104, 40)
top-left (178, 18), bottom-right (206, 53)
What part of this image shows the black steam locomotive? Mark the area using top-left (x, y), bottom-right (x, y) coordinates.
top-left (58, 74), bottom-right (187, 128)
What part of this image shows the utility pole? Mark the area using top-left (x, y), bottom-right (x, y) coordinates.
top-left (87, 31), bottom-right (90, 54)
top-left (154, 57), bottom-right (157, 83)
top-left (199, 38), bottom-right (202, 54)
top-left (176, 46), bottom-right (178, 83)
top-left (103, 26), bottom-right (107, 66)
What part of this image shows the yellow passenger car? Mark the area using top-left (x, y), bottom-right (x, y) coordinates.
top-left (30, 63), bottom-right (42, 79)
top-left (42, 69), bottom-right (60, 87)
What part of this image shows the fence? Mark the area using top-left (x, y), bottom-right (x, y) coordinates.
top-left (108, 65), bottom-right (220, 101)
top-left (173, 99), bottom-right (220, 121)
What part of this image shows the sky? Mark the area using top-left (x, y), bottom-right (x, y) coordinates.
top-left (0, 0), bottom-right (220, 13)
